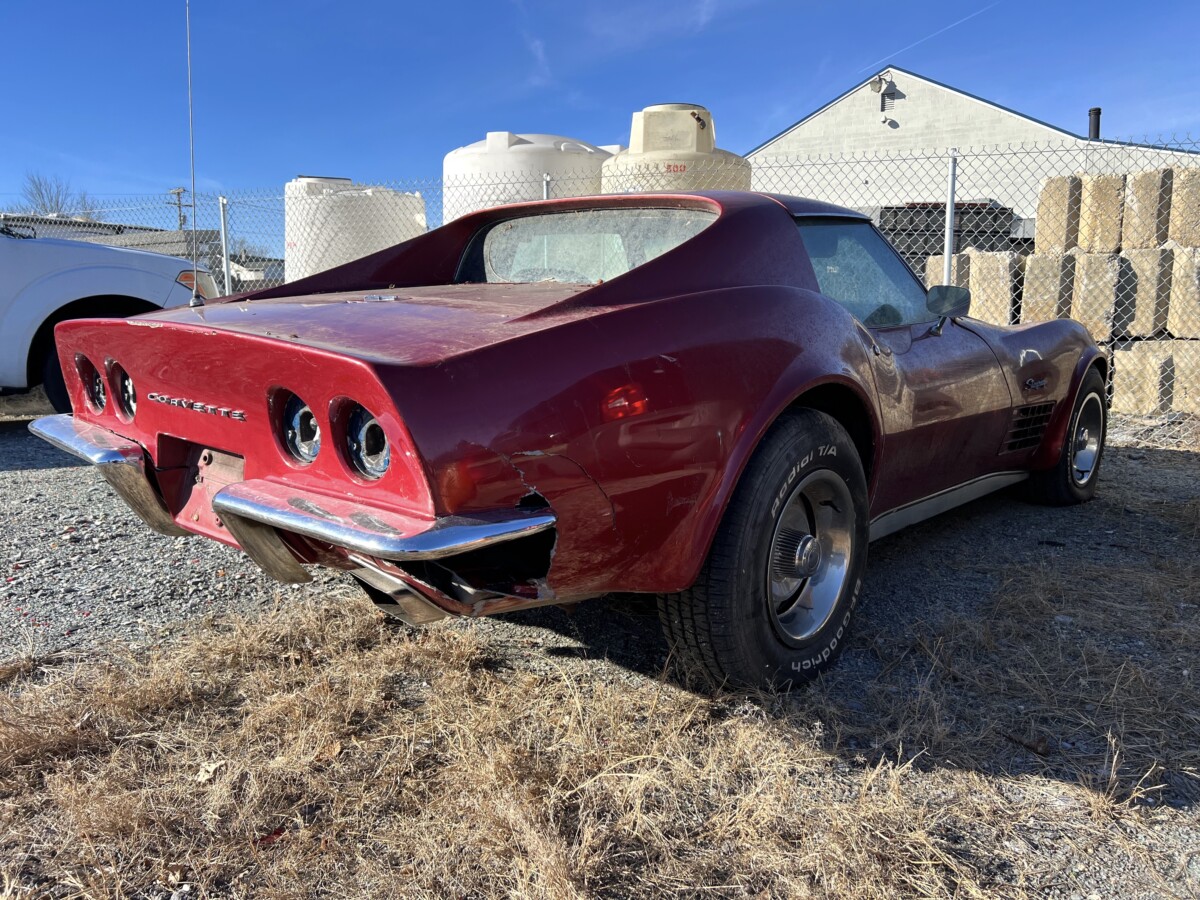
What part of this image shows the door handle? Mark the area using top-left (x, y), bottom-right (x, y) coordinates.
top-left (856, 323), bottom-right (892, 359)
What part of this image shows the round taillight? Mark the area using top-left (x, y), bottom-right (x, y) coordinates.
top-left (345, 404), bottom-right (389, 479)
top-left (78, 357), bottom-right (106, 412)
top-left (281, 393), bottom-right (320, 464)
top-left (113, 364), bottom-right (136, 419)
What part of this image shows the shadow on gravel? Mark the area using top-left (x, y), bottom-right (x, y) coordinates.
top-left (0, 419), bottom-right (81, 472)
top-left (498, 447), bottom-right (1200, 811)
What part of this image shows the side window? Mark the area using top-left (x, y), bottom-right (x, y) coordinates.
top-left (796, 219), bottom-right (932, 327)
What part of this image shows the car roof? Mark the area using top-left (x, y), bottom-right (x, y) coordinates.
top-left (751, 193), bottom-right (871, 220)
top-left (491, 190), bottom-right (870, 221)
top-left (597, 190), bottom-right (869, 220)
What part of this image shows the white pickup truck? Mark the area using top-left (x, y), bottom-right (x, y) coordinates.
top-left (0, 224), bottom-right (217, 412)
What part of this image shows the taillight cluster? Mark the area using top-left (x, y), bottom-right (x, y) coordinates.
top-left (282, 393), bottom-right (321, 464)
top-left (75, 356), bottom-right (136, 421)
top-left (69, 361), bottom-right (392, 483)
top-left (345, 404), bottom-right (391, 479)
top-left (274, 390), bottom-right (391, 480)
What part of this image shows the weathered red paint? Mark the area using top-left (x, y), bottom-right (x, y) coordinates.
top-left (52, 192), bottom-right (1099, 609)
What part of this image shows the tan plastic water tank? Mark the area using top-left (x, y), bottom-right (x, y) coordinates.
top-left (601, 103), bottom-right (751, 193)
top-left (442, 132), bottom-right (616, 222)
top-left (284, 177), bottom-right (427, 282)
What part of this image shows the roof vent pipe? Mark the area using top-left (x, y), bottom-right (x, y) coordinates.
top-left (1088, 107), bottom-right (1101, 140)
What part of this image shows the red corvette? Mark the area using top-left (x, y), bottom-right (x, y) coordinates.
top-left (31, 192), bottom-right (1107, 688)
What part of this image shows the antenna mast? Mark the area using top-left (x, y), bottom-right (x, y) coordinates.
top-left (185, 0), bottom-right (203, 307)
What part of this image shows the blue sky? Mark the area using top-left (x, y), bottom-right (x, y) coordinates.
top-left (1, 0), bottom-right (1198, 199)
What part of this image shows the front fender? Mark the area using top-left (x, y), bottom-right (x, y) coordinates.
top-left (0, 266), bottom-right (177, 387)
top-left (1031, 342), bottom-right (1106, 471)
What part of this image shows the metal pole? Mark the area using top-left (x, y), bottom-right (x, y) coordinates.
top-left (185, 0), bottom-right (203, 307)
top-left (942, 147), bottom-right (958, 286)
top-left (541, 174), bottom-right (551, 266)
top-left (218, 195), bottom-right (232, 296)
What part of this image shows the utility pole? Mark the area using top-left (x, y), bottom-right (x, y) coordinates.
top-left (168, 187), bottom-right (187, 230)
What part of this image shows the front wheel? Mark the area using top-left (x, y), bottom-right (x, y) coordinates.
top-left (40, 350), bottom-right (72, 414)
top-left (659, 408), bottom-right (869, 690)
top-left (1027, 367), bottom-right (1107, 506)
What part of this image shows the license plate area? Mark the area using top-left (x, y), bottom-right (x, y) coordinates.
top-left (154, 437), bottom-right (246, 541)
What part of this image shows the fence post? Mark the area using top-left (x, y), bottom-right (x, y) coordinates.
top-left (542, 173), bottom-right (551, 200)
top-left (218, 195), bottom-right (232, 296)
top-left (942, 148), bottom-right (958, 285)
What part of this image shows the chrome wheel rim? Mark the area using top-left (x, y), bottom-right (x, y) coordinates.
top-left (1071, 392), bottom-right (1104, 486)
top-left (766, 469), bottom-right (855, 644)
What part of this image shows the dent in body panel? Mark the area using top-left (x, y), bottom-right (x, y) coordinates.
top-left (963, 319), bottom-right (1093, 408)
top-left (865, 319), bottom-right (1013, 515)
top-left (961, 318), bottom-right (1099, 469)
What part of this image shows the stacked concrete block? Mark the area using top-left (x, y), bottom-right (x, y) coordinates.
top-left (1121, 169), bottom-right (1172, 250)
top-left (1034, 176), bottom-right (1081, 253)
top-left (965, 250), bottom-right (1023, 326)
top-left (923, 253), bottom-right (970, 289)
top-left (1077, 174), bottom-right (1125, 254)
top-left (1021, 253), bottom-right (1075, 322)
top-left (1168, 247), bottom-right (1200, 338)
top-left (1168, 168), bottom-right (1200, 247)
top-left (1111, 342), bottom-right (1174, 415)
top-left (1174, 342), bottom-right (1200, 415)
top-left (1119, 248), bottom-right (1172, 337)
top-left (1070, 253), bottom-right (1133, 341)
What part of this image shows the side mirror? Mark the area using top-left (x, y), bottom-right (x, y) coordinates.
top-left (927, 285), bottom-right (971, 319)
top-left (921, 289), bottom-right (969, 321)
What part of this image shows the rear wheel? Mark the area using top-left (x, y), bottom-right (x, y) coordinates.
top-left (658, 409), bottom-right (869, 690)
top-left (1027, 368), bottom-right (1106, 506)
top-left (40, 350), bottom-right (72, 414)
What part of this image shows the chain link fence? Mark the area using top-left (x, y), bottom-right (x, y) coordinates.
top-left (3, 135), bottom-right (1198, 450)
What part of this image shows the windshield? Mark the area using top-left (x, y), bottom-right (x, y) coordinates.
top-left (456, 207), bottom-right (717, 285)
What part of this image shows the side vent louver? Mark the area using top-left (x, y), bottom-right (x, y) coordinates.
top-left (1003, 402), bottom-right (1055, 453)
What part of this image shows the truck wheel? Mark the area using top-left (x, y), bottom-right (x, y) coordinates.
top-left (40, 350), bottom-right (72, 414)
top-left (1027, 368), bottom-right (1106, 506)
top-left (658, 408), bottom-right (869, 690)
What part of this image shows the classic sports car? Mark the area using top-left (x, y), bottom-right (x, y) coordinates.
top-left (31, 191), bottom-right (1107, 688)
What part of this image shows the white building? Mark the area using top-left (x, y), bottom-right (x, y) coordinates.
top-left (750, 66), bottom-right (1093, 161)
top-left (747, 66), bottom-right (1193, 222)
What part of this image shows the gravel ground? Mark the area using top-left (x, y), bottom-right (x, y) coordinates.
top-left (3, 402), bottom-right (1193, 674)
top-left (0, 410), bottom-right (343, 656)
top-left (2, 395), bottom-right (1198, 898)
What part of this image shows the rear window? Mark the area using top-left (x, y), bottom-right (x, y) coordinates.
top-left (456, 207), bottom-right (717, 285)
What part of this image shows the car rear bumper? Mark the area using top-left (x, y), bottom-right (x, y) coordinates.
top-left (30, 413), bottom-right (191, 538)
top-left (28, 413), bottom-right (556, 588)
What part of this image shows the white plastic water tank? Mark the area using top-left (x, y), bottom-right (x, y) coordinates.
top-left (284, 176), bottom-right (427, 282)
top-left (443, 133), bottom-right (616, 222)
top-left (601, 103), bottom-right (751, 193)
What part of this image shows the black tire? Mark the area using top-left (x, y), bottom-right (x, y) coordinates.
top-left (40, 349), bottom-right (72, 414)
top-left (658, 408), bottom-right (869, 691)
top-left (1027, 368), bottom-right (1106, 506)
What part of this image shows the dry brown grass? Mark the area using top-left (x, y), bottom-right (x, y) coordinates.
top-left (822, 556), bottom-right (1200, 802)
top-left (1, 547), bottom-right (1197, 898)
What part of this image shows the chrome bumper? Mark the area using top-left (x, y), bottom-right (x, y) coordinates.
top-left (211, 480), bottom-right (555, 584)
top-left (29, 414), bottom-right (557, 588)
top-left (28, 414), bottom-right (188, 537)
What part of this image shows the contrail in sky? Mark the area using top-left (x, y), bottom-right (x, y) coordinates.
top-left (857, 1), bottom-right (1001, 73)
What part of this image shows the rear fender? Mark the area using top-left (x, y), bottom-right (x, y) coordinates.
top-left (383, 285), bottom-right (881, 599)
top-left (673, 370), bottom-right (878, 590)
top-left (612, 293), bottom-right (880, 593)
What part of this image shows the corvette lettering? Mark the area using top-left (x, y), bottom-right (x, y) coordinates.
top-left (146, 392), bottom-right (247, 421)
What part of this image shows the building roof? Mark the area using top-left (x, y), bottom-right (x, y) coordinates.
top-left (747, 65), bottom-right (1085, 157)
